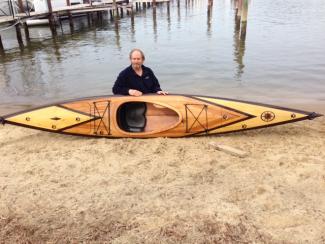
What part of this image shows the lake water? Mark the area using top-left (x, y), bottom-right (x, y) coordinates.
top-left (0, 0), bottom-right (325, 114)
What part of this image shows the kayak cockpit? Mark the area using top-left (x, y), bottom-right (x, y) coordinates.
top-left (116, 102), bottom-right (180, 134)
top-left (117, 102), bottom-right (147, 132)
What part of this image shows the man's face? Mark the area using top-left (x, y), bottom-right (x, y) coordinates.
top-left (130, 51), bottom-right (144, 69)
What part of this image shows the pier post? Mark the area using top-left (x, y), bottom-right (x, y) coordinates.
top-left (15, 23), bottom-right (24, 48)
top-left (207, 3), bottom-right (212, 33)
top-left (120, 7), bottom-right (124, 17)
top-left (241, 0), bottom-right (248, 22)
top-left (99, 11), bottom-right (104, 23)
top-left (130, 6), bottom-right (134, 23)
top-left (237, 0), bottom-right (242, 18)
top-left (0, 34), bottom-right (4, 52)
top-left (68, 13), bottom-right (74, 33)
top-left (66, 0), bottom-right (74, 33)
top-left (87, 13), bottom-right (91, 27)
top-left (91, 12), bottom-right (96, 23)
top-left (18, 0), bottom-right (24, 13)
top-left (153, 0), bottom-right (156, 8)
top-left (153, 6), bottom-right (157, 39)
top-left (46, 0), bottom-right (57, 36)
top-left (23, 22), bottom-right (30, 43)
top-left (240, 0), bottom-right (248, 40)
top-left (167, 1), bottom-right (170, 13)
top-left (113, 0), bottom-right (118, 17)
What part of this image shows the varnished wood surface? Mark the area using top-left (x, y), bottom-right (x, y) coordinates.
top-left (3, 94), bottom-right (315, 138)
top-left (62, 95), bottom-right (248, 137)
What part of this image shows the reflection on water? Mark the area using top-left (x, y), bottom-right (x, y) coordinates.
top-left (207, 2), bottom-right (212, 36)
top-left (1, 0), bottom-right (325, 114)
top-left (233, 0), bottom-right (246, 81)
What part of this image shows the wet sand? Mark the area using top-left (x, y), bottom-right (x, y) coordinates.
top-left (0, 114), bottom-right (324, 243)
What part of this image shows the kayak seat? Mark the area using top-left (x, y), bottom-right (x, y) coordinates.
top-left (117, 102), bottom-right (147, 132)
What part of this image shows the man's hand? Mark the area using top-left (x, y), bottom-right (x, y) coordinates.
top-left (129, 89), bottom-right (143, 96)
top-left (157, 91), bottom-right (168, 95)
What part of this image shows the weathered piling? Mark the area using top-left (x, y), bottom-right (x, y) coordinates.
top-left (233, 0), bottom-right (247, 80)
top-left (237, 0), bottom-right (242, 17)
top-left (0, 34), bottom-right (4, 52)
top-left (114, 20), bottom-right (121, 48)
top-left (87, 13), bottom-right (92, 27)
top-left (131, 7), bottom-right (135, 26)
top-left (66, 0), bottom-right (74, 33)
top-left (241, 0), bottom-right (248, 22)
top-left (207, 4), bottom-right (212, 34)
top-left (91, 12), bottom-right (96, 23)
top-left (17, 0), bottom-right (24, 13)
top-left (153, 6), bottom-right (157, 38)
top-left (15, 23), bottom-right (24, 48)
top-left (240, 0), bottom-right (248, 40)
top-left (120, 7), bottom-right (124, 18)
top-left (113, 0), bottom-right (119, 17)
top-left (46, 0), bottom-right (57, 36)
top-left (23, 22), bottom-right (30, 43)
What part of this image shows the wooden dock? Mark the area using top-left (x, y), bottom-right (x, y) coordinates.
top-left (0, 0), bottom-right (171, 52)
top-left (0, 1), bottom-right (128, 24)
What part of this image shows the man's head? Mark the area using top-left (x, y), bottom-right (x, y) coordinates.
top-left (129, 49), bottom-right (145, 69)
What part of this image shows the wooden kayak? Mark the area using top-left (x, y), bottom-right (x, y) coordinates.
top-left (0, 94), bottom-right (322, 138)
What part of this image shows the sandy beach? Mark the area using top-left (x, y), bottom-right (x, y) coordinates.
top-left (0, 109), bottom-right (324, 243)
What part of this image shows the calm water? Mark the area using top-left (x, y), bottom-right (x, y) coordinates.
top-left (0, 0), bottom-right (325, 114)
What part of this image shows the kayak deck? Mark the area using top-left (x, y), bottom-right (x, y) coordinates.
top-left (1, 94), bottom-right (322, 138)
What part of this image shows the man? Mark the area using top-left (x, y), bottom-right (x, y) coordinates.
top-left (112, 49), bottom-right (168, 96)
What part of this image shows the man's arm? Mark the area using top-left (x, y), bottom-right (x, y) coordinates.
top-left (150, 70), bottom-right (162, 93)
top-left (112, 72), bottom-right (130, 95)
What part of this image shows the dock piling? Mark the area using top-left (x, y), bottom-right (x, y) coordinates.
top-left (241, 0), bottom-right (248, 22)
top-left (0, 34), bottom-right (4, 52)
top-left (17, 0), bottom-right (24, 13)
top-left (46, 0), bottom-right (57, 36)
top-left (66, 0), bottom-right (74, 33)
top-left (240, 0), bottom-right (248, 40)
top-left (87, 13), bottom-right (92, 27)
top-left (113, 0), bottom-right (118, 17)
top-left (23, 22), bottom-right (30, 43)
top-left (120, 7), bottom-right (124, 18)
top-left (15, 23), bottom-right (24, 48)
top-left (237, 0), bottom-right (242, 18)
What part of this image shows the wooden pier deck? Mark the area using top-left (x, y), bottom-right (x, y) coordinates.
top-left (0, 0), bottom-right (171, 52)
top-left (0, 1), bottom-right (129, 24)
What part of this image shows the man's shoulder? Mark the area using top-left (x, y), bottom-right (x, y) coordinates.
top-left (119, 66), bottom-right (133, 76)
top-left (142, 65), bottom-right (154, 74)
